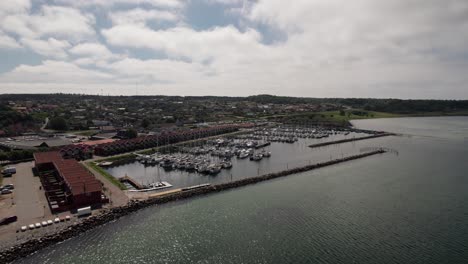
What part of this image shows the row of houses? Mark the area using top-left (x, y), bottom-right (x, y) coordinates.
top-left (93, 124), bottom-right (252, 156)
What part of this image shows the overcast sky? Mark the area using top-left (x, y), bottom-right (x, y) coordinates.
top-left (0, 0), bottom-right (467, 99)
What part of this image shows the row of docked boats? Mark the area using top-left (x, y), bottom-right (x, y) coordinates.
top-left (135, 153), bottom-right (232, 175)
top-left (238, 149), bottom-right (271, 161)
top-left (134, 147), bottom-right (271, 174)
top-left (253, 126), bottom-right (352, 140)
top-left (178, 138), bottom-right (273, 160)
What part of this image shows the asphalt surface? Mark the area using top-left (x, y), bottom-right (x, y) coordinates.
top-left (13, 162), bottom-right (49, 225)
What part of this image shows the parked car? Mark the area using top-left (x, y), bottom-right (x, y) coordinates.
top-left (2, 184), bottom-right (14, 190)
top-left (1, 189), bottom-right (12, 195)
top-left (1, 167), bottom-right (16, 175)
top-left (0, 216), bottom-right (17, 226)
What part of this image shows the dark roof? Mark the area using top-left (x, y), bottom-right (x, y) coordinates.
top-left (34, 151), bottom-right (102, 196)
top-left (0, 138), bottom-right (71, 150)
top-left (34, 151), bottom-right (63, 165)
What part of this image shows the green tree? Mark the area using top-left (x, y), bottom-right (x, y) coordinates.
top-left (339, 110), bottom-right (345, 116)
top-left (48, 117), bottom-right (68, 130)
top-left (141, 118), bottom-right (151, 128)
top-left (126, 128), bottom-right (138, 139)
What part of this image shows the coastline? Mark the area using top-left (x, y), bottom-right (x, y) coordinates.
top-left (0, 149), bottom-right (387, 263)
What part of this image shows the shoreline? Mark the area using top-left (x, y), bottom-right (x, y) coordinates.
top-left (0, 149), bottom-right (386, 263)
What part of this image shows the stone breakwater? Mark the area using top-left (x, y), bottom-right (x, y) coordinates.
top-left (0, 150), bottom-right (386, 263)
top-left (308, 133), bottom-right (394, 148)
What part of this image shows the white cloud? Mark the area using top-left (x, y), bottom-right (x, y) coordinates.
top-left (70, 42), bottom-right (113, 59)
top-left (102, 24), bottom-right (265, 62)
top-left (248, 0), bottom-right (468, 55)
top-left (1, 6), bottom-right (95, 41)
top-left (55, 0), bottom-right (184, 9)
top-left (1, 0), bottom-right (468, 98)
top-left (30, 6), bottom-right (96, 40)
top-left (0, 60), bottom-right (112, 83)
top-left (69, 42), bottom-right (123, 67)
top-left (20, 38), bottom-right (71, 59)
top-left (0, 0), bottom-right (30, 14)
top-left (0, 31), bottom-right (21, 49)
top-left (1, 14), bottom-right (37, 39)
top-left (109, 8), bottom-right (179, 25)
top-left (204, 0), bottom-right (244, 5)
top-left (105, 57), bottom-right (211, 83)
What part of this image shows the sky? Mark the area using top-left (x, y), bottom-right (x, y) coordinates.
top-left (0, 0), bottom-right (467, 99)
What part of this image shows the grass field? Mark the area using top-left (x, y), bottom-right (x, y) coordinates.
top-left (87, 162), bottom-right (127, 190)
top-left (71, 130), bottom-right (99, 136)
top-left (100, 153), bottom-right (137, 162)
top-left (318, 110), bottom-right (402, 122)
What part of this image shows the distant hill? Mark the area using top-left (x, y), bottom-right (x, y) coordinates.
top-left (1, 93), bottom-right (467, 115)
top-left (247, 95), bottom-right (468, 114)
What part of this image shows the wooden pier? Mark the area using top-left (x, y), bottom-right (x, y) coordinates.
top-left (119, 175), bottom-right (144, 190)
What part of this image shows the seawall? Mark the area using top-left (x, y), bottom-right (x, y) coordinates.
top-left (308, 133), bottom-right (394, 148)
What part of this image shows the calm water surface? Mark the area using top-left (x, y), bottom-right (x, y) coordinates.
top-left (16, 117), bottom-right (468, 264)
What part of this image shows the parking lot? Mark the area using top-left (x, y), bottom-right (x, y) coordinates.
top-left (0, 162), bottom-right (69, 248)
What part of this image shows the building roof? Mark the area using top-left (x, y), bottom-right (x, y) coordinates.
top-left (77, 139), bottom-right (116, 146)
top-left (0, 137), bottom-right (72, 150)
top-left (34, 151), bottom-right (63, 165)
top-left (34, 151), bottom-right (102, 196)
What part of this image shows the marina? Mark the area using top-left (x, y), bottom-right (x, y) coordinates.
top-left (104, 126), bottom-right (381, 192)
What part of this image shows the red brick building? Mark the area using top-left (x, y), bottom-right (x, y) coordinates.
top-left (34, 151), bottom-right (103, 211)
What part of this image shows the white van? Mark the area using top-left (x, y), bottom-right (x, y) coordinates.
top-left (77, 206), bottom-right (92, 217)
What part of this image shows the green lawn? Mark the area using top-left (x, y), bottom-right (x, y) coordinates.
top-left (70, 130), bottom-right (99, 136)
top-left (318, 110), bottom-right (402, 122)
top-left (100, 153), bottom-right (137, 162)
top-left (87, 162), bottom-right (127, 190)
